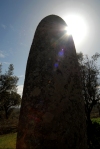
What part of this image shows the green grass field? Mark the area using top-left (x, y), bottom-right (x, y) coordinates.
top-left (0, 133), bottom-right (17, 149)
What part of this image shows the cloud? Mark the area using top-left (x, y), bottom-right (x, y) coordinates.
top-left (17, 85), bottom-right (23, 97)
top-left (0, 50), bottom-right (9, 58)
top-left (0, 53), bottom-right (5, 58)
top-left (3, 62), bottom-right (10, 65)
top-left (18, 75), bottom-right (24, 78)
top-left (1, 24), bottom-right (6, 29)
top-left (0, 50), bottom-right (5, 58)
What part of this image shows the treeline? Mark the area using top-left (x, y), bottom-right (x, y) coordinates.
top-left (0, 64), bottom-right (21, 119)
top-left (77, 52), bottom-right (100, 148)
top-left (77, 52), bottom-right (100, 123)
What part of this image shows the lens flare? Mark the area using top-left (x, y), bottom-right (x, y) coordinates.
top-left (58, 49), bottom-right (64, 56)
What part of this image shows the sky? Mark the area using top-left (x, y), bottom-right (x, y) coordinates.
top-left (0, 0), bottom-right (100, 96)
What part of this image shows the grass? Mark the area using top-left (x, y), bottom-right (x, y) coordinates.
top-left (0, 133), bottom-right (17, 149)
top-left (91, 117), bottom-right (100, 124)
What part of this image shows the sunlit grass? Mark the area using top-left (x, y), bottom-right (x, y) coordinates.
top-left (0, 133), bottom-right (17, 149)
top-left (91, 117), bottom-right (100, 124)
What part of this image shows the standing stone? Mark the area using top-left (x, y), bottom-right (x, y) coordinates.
top-left (16, 15), bottom-right (87, 149)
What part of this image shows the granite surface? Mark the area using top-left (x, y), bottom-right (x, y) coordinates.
top-left (16, 15), bottom-right (87, 149)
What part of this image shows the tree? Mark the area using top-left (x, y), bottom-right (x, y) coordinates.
top-left (0, 91), bottom-right (21, 119)
top-left (0, 64), bottom-right (18, 93)
top-left (0, 64), bottom-right (21, 119)
top-left (77, 52), bottom-right (100, 123)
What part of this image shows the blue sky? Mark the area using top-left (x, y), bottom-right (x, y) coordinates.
top-left (0, 0), bottom-right (100, 96)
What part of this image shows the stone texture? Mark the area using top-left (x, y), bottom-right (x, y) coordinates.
top-left (16, 15), bottom-right (87, 149)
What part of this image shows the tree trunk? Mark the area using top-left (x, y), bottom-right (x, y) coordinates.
top-left (99, 109), bottom-right (100, 117)
top-left (4, 106), bottom-right (8, 119)
top-left (87, 112), bottom-right (91, 124)
top-left (86, 111), bottom-right (92, 148)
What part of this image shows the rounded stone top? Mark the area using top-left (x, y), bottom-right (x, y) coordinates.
top-left (35, 14), bottom-right (67, 33)
top-left (39, 14), bottom-right (67, 25)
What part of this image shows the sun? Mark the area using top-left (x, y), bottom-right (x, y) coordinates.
top-left (63, 14), bottom-right (88, 45)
